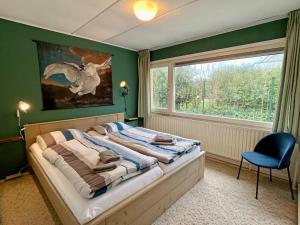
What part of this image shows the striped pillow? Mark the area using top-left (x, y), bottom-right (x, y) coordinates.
top-left (36, 129), bottom-right (84, 150)
top-left (101, 122), bottom-right (132, 133)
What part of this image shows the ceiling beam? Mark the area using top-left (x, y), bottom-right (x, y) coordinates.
top-left (71, 0), bottom-right (121, 34)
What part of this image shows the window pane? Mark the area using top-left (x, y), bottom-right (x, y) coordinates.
top-left (174, 53), bottom-right (284, 122)
top-left (151, 67), bottom-right (168, 109)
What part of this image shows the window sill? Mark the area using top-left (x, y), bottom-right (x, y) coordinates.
top-left (150, 111), bottom-right (273, 130)
top-left (151, 108), bottom-right (168, 113)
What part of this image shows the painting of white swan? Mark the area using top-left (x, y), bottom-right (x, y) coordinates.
top-left (36, 41), bottom-right (113, 110)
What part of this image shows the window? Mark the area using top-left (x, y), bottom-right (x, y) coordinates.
top-left (150, 66), bottom-right (168, 109)
top-left (174, 53), bottom-right (284, 122)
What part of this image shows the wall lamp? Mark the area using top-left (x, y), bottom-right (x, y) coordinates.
top-left (120, 80), bottom-right (129, 96)
top-left (17, 101), bottom-right (30, 127)
top-left (120, 81), bottom-right (129, 118)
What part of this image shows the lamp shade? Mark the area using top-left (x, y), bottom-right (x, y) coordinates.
top-left (120, 80), bottom-right (127, 88)
top-left (120, 81), bottom-right (129, 96)
top-left (18, 101), bottom-right (30, 112)
top-left (133, 1), bottom-right (158, 21)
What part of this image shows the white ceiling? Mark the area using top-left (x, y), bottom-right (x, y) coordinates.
top-left (0, 0), bottom-right (299, 51)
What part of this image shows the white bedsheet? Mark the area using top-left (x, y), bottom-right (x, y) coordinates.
top-left (30, 143), bottom-right (163, 225)
top-left (160, 146), bottom-right (201, 174)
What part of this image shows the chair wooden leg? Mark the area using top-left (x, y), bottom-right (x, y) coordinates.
top-left (256, 166), bottom-right (260, 199)
top-left (269, 169), bottom-right (272, 181)
top-left (237, 157), bottom-right (243, 179)
top-left (287, 167), bottom-right (294, 200)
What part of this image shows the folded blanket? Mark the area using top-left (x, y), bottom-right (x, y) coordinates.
top-left (42, 134), bottom-right (158, 199)
top-left (153, 134), bottom-right (174, 143)
top-left (102, 122), bottom-right (201, 164)
top-left (92, 150), bottom-right (122, 172)
top-left (99, 150), bottom-right (121, 163)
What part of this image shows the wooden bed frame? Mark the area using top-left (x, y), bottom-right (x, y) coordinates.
top-left (24, 113), bottom-right (205, 225)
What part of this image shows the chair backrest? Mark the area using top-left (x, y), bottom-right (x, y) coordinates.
top-left (254, 132), bottom-right (296, 169)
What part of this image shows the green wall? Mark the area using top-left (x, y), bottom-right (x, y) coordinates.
top-left (0, 19), bottom-right (138, 179)
top-left (151, 19), bottom-right (288, 61)
top-left (0, 18), bottom-right (289, 179)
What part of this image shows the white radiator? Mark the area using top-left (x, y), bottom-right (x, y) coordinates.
top-left (146, 113), bottom-right (299, 182)
top-left (146, 114), bottom-right (270, 161)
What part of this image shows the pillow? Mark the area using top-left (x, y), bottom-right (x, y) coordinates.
top-left (92, 125), bottom-right (107, 135)
top-left (36, 129), bottom-right (83, 150)
top-left (87, 130), bottom-right (108, 139)
top-left (101, 122), bottom-right (132, 133)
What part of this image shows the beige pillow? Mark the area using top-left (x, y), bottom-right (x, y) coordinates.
top-left (92, 125), bottom-right (107, 135)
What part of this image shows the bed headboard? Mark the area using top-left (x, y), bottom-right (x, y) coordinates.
top-left (24, 113), bottom-right (124, 150)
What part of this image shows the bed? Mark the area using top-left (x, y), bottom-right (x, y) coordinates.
top-left (90, 122), bottom-right (202, 174)
top-left (89, 135), bottom-right (202, 174)
top-left (24, 113), bottom-right (205, 225)
top-left (158, 147), bottom-right (201, 174)
top-left (30, 142), bottom-right (163, 224)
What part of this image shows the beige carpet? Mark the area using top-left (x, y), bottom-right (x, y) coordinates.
top-left (0, 173), bottom-right (61, 225)
top-left (153, 159), bottom-right (297, 225)
top-left (0, 159), bottom-right (297, 225)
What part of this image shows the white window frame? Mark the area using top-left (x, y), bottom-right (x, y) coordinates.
top-left (150, 63), bottom-right (172, 113)
top-left (150, 38), bottom-right (286, 129)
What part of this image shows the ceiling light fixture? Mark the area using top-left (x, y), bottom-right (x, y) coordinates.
top-left (133, 1), bottom-right (158, 21)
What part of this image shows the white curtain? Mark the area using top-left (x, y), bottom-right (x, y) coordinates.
top-left (138, 49), bottom-right (151, 118)
top-left (273, 9), bottom-right (300, 187)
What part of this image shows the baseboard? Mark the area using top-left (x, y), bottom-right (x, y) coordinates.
top-left (4, 171), bottom-right (30, 181)
top-left (205, 152), bottom-right (290, 182)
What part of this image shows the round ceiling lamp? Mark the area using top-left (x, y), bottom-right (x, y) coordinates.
top-left (133, 1), bottom-right (158, 21)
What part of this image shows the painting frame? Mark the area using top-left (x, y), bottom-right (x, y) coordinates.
top-left (35, 41), bottom-right (113, 110)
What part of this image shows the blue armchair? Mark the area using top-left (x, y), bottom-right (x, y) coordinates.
top-left (237, 132), bottom-right (296, 199)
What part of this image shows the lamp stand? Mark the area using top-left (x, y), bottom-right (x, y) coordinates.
top-left (17, 109), bottom-right (21, 127)
top-left (123, 95), bottom-right (128, 118)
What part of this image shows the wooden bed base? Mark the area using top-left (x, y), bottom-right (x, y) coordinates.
top-left (24, 113), bottom-right (205, 225)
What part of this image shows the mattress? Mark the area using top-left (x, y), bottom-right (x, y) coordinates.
top-left (159, 146), bottom-right (202, 174)
top-left (30, 143), bottom-right (163, 225)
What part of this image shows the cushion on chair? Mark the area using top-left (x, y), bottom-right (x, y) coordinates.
top-left (241, 151), bottom-right (280, 168)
